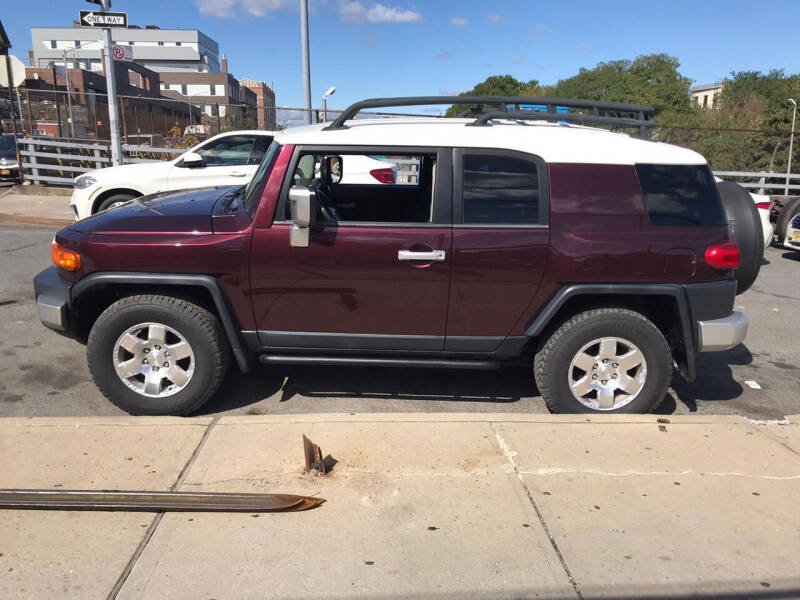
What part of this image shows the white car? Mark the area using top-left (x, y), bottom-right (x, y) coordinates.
top-left (70, 130), bottom-right (275, 220)
top-left (339, 154), bottom-right (398, 184)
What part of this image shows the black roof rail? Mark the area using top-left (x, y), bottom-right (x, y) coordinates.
top-left (322, 96), bottom-right (656, 135)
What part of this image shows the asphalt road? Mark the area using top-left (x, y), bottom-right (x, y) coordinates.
top-left (1, 223), bottom-right (798, 418)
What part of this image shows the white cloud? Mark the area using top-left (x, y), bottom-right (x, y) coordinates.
top-left (449, 17), bottom-right (467, 27)
top-left (487, 12), bottom-right (505, 24)
top-left (340, 1), bottom-right (423, 24)
top-left (509, 55), bottom-right (525, 65)
top-left (195, 0), bottom-right (287, 18)
top-left (436, 51), bottom-right (456, 61)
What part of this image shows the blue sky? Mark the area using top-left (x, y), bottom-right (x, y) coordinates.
top-left (3, 0), bottom-right (800, 110)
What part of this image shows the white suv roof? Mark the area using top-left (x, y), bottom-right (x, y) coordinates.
top-left (275, 118), bottom-right (704, 166)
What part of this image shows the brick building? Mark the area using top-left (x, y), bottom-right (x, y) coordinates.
top-left (240, 78), bottom-right (277, 130)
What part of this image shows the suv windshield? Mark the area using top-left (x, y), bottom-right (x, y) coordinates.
top-left (243, 141), bottom-right (282, 209)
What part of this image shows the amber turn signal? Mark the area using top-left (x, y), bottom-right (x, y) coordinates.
top-left (51, 241), bottom-right (81, 271)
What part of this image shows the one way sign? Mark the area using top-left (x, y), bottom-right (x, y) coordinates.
top-left (79, 10), bottom-right (128, 27)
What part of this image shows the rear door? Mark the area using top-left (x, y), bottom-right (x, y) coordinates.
top-left (445, 148), bottom-right (550, 351)
top-left (166, 134), bottom-right (259, 191)
top-left (249, 146), bottom-right (453, 351)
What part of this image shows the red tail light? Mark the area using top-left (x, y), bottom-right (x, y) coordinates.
top-left (705, 241), bottom-right (740, 270)
top-left (370, 168), bottom-right (395, 184)
top-left (755, 201), bottom-right (770, 211)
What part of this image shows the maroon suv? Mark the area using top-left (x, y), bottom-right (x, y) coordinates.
top-left (33, 96), bottom-right (758, 415)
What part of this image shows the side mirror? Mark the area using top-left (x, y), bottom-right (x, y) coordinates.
top-left (322, 155), bottom-right (343, 184)
top-left (181, 152), bottom-right (204, 168)
top-left (289, 186), bottom-right (317, 247)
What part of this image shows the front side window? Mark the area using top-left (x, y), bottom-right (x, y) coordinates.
top-left (195, 135), bottom-right (256, 166)
top-left (243, 141), bottom-right (282, 209)
top-left (284, 151), bottom-right (435, 224)
top-left (462, 153), bottom-right (541, 224)
top-left (636, 164), bottom-right (726, 227)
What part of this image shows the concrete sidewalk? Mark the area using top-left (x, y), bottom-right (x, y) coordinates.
top-left (0, 186), bottom-right (73, 226)
top-left (2, 413), bottom-right (799, 599)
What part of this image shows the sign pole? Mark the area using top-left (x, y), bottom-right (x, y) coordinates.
top-left (100, 0), bottom-right (122, 165)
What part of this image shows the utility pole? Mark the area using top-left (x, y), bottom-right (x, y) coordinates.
top-left (300, 0), bottom-right (312, 124)
top-left (787, 98), bottom-right (797, 196)
top-left (100, 0), bottom-right (122, 165)
top-left (63, 50), bottom-right (75, 138)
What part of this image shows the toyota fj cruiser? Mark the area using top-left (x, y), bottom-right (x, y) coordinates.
top-left (34, 96), bottom-right (758, 415)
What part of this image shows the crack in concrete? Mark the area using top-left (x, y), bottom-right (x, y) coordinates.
top-left (106, 415), bottom-right (221, 600)
top-left (491, 423), bottom-right (583, 599)
top-left (518, 467), bottom-right (800, 480)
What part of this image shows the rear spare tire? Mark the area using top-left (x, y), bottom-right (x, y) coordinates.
top-left (717, 181), bottom-right (763, 294)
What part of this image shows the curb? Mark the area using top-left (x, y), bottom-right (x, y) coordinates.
top-left (0, 212), bottom-right (72, 227)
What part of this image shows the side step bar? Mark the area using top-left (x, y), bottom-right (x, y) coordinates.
top-left (259, 355), bottom-right (500, 370)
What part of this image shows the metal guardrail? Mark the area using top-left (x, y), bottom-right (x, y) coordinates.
top-left (18, 138), bottom-right (185, 186)
top-left (714, 171), bottom-right (800, 195)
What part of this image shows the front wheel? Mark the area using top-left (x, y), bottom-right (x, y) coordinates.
top-left (534, 308), bottom-right (672, 414)
top-left (96, 192), bottom-right (137, 213)
top-left (87, 295), bottom-right (230, 415)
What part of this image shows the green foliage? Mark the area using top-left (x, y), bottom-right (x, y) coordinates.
top-left (445, 75), bottom-right (539, 116)
top-left (453, 55), bottom-right (800, 173)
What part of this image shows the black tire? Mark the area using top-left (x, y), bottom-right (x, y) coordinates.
top-left (717, 181), bottom-right (763, 294)
top-left (87, 295), bottom-right (229, 415)
top-left (776, 197), bottom-right (800, 244)
top-left (96, 192), bottom-right (137, 213)
top-left (534, 308), bottom-right (672, 414)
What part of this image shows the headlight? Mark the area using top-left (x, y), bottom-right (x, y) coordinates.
top-left (73, 175), bottom-right (97, 189)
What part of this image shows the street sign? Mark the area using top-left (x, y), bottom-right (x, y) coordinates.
top-left (111, 44), bottom-right (133, 62)
top-left (0, 55), bottom-right (25, 88)
top-left (79, 10), bottom-right (127, 27)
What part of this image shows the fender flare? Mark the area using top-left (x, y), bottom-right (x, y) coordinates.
top-left (71, 272), bottom-right (251, 373)
top-left (524, 283), bottom-right (696, 381)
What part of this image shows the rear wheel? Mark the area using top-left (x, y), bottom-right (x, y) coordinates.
top-left (87, 295), bottom-right (229, 415)
top-left (96, 192), bottom-right (136, 213)
top-left (534, 308), bottom-right (672, 414)
top-left (776, 197), bottom-right (800, 245)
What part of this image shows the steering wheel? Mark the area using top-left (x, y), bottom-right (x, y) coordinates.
top-left (314, 181), bottom-right (339, 223)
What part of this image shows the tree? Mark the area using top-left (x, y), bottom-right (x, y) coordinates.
top-left (445, 75), bottom-right (538, 116)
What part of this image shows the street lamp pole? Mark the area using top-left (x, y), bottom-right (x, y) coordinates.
top-left (300, 0), bottom-right (312, 124)
top-left (787, 98), bottom-right (797, 196)
top-left (322, 86), bottom-right (335, 122)
top-left (63, 50), bottom-right (75, 138)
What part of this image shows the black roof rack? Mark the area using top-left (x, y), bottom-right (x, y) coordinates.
top-left (323, 96), bottom-right (656, 137)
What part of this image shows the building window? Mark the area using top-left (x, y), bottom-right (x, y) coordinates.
top-left (129, 41), bottom-right (135, 45)
top-left (703, 95), bottom-right (708, 108)
top-left (175, 41), bottom-right (182, 46)
top-left (209, 85), bottom-right (216, 96)
top-left (158, 41), bottom-right (164, 46)
top-left (74, 40), bottom-right (81, 48)
top-left (163, 83), bottom-right (170, 90)
top-left (181, 84), bottom-right (188, 95)
top-left (50, 40), bottom-right (57, 49)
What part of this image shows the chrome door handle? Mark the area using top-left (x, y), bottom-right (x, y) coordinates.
top-left (398, 250), bottom-right (446, 262)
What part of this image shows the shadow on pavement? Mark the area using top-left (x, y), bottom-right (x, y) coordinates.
top-left (201, 363), bottom-right (534, 414)
top-left (781, 250), bottom-right (800, 262)
top-left (660, 344), bottom-right (752, 414)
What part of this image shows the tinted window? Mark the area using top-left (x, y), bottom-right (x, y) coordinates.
top-left (243, 142), bottom-right (281, 209)
top-left (196, 135), bottom-right (256, 166)
top-left (248, 136), bottom-right (273, 165)
top-left (463, 154), bottom-right (540, 224)
top-left (636, 164), bottom-right (726, 227)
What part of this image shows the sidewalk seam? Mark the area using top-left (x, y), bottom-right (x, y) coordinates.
top-left (489, 422), bottom-right (583, 599)
top-left (106, 416), bottom-right (221, 600)
top-left (746, 421), bottom-right (800, 458)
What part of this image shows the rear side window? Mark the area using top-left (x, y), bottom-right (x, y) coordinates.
top-left (462, 153), bottom-right (540, 224)
top-left (636, 164), bottom-right (726, 227)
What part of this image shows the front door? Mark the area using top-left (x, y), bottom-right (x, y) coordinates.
top-left (167, 134), bottom-right (261, 191)
top-left (249, 146), bottom-right (452, 351)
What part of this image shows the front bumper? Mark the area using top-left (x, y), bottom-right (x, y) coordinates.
top-left (0, 166), bottom-right (20, 182)
top-left (697, 311), bottom-right (749, 352)
top-left (33, 266), bottom-right (72, 333)
top-left (786, 217), bottom-right (800, 250)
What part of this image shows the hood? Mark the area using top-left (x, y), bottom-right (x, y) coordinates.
top-left (69, 186), bottom-right (240, 233)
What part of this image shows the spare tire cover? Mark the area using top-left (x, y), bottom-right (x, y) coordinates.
top-left (717, 180), bottom-right (763, 295)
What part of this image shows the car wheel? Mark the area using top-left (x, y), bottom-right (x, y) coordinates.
top-left (87, 295), bottom-right (229, 415)
top-left (717, 181), bottom-right (763, 294)
top-left (96, 193), bottom-right (136, 213)
top-left (776, 197), bottom-right (800, 246)
top-left (534, 308), bottom-right (672, 414)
